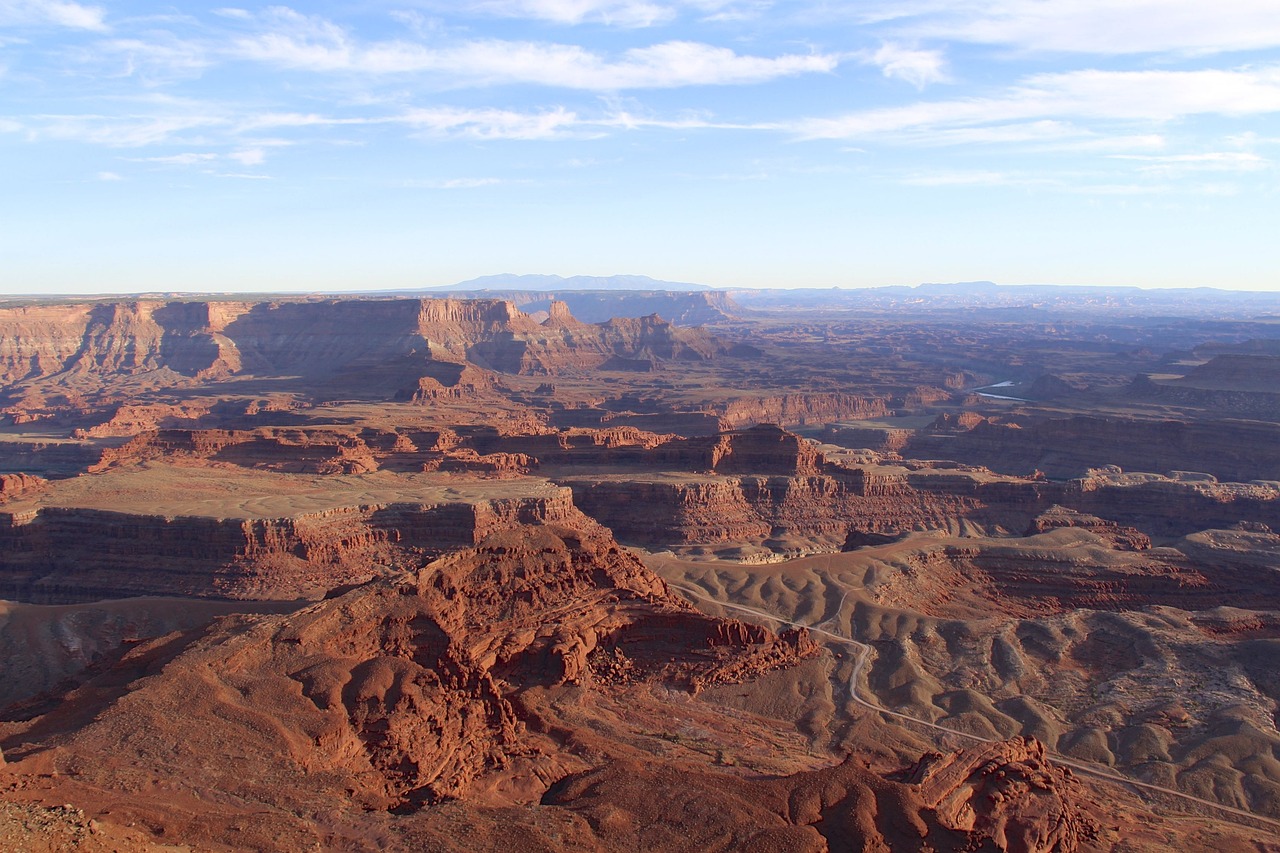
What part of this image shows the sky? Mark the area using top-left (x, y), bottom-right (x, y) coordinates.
top-left (2, 0), bottom-right (1279, 294)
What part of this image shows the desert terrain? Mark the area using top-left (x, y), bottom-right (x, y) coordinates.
top-left (3, 284), bottom-right (1280, 851)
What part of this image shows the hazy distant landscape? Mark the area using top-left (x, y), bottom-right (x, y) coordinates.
top-left (0, 282), bottom-right (1278, 850)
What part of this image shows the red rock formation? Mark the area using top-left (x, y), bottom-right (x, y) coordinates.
top-left (655, 424), bottom-right (825, 475)
top-left (444, 288), bottom-right (741, 325)
top-left (1027, 506), bottom-right (1151, 550)
top-left (714, 392), bottom-right (889, 429)
top-left (71, 402), bottom-right (214, 438)
top-left (542, 738), bottom-right (1098, 853)
top-left (429, 449), bottom-right (536, 476)
top-left (0, 473), bottom-right (46, 503)
top-left (0, 488), bottom-right (583, 602)
top-left (0, 523), bottom-right (817, 831)
top-left (909, 737), bottom-right (1095, 852)
top-left (823, 424), bottom-right (912, 453)
top-left (406, 364), bottom-right (498, 402)
top-left (908, 414), bottom-right (1280, 482)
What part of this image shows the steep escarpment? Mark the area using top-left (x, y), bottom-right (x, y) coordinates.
top-left (0, 299), bottom-right (756, 426)
top-left (559, 426), bottom-right (1280, 556)
top-left (0, 475), bottom-right (581, 602)
top-left (0, 301), bottom-right (242, 387)
top-left (569, 475), bottom-right (987, 553)
top-left (907, 414), bottom-right (1280, 482)
top-left (467, 309), bottom-right (736, 375)
top-left (432, 288), bottom-right (740, 325)
top-left (714, 392), bottom-right (890, 428)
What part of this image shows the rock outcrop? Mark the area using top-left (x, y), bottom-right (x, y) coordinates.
top-left (0, 299), bottom-right (744, 420)
top-left (1026, 506), bottom-right (1151, 550)
top-left (0, 485), bottom-right (582, 602)
top-left (910, 737), bottom-right (1095, 852)
top-left (0, 522), bottom-right (818, 842)
top-left (907, 414), bottom-right (1280, 482)
top-left (0, 473), bottom-right (46, 503)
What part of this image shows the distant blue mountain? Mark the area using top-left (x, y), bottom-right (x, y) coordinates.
top-left (441, 274), bottom-right (714, 292)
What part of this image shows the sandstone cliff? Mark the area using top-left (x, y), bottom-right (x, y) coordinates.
top-left (0, 485), bottom-right (582, 602)
top-left (907, 413), bottom-right (1280, 482)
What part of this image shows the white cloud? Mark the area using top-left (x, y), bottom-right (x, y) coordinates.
top-left (123, 149), bottom-right (267, 167)
top-left (95, 170), bottom-right (122, 180)
top-left (1112, 151), bottom-right (1270, 174)
top-left (228, 147), bottom-right (266, 165)
top-left (231, 9), bottom-right (838, 88)
top-left (447, 0), bottom-right (770, 27)
top-left (880, 0), bottom-right (1280, 56)
top-left (94, 36), bottom-right (210, 81)
top-left (0, 0), bottom-right (105, 30)
top-left (129, 151), bottom-right (219, 164)
top-left (795, 66), bottom-right (1280, 140)
top-left (30, 112), bottom-right (227, 146)
top-left (401, 106), bottom-right (586, 140)
top-left (865, 42), bottom-right (949, 89)
top-left (470, 0), bottom-right (674, 27)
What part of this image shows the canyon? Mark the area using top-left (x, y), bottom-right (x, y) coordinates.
top-left (3, 286), bottom-right (1280, 851)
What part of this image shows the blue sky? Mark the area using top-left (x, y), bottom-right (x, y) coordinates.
top-left (2, 0), bottom-right (1279, 294)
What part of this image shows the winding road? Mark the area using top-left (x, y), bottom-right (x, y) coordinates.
top-left (672, 581), bottom-right (1280, 836)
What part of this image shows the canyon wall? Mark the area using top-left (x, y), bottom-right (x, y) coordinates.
top-left (0, 489), bottom-right (579, 603)
top-left (907, 414), bottom-right (1280, 482)
top-left (0, 298), bottom-right (739, 399)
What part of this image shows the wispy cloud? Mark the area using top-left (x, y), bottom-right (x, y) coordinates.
top-left (467, 0), bottom-right (674, 27)
top-left (401, 106), bottom-right (587, 140)
top-left (440, 0), bottom-right (771, 27)
top-left (23, 112), bottom-right (227, 146)
top-left (876, 0), bottom-right (1280, 56)
top-left (230, 8), bottom-right (838, 89)
top-left (127, 151), bottom-right (219, 164)
top-left (0, 0), bottom-right (106, 30)
top-left (1112, 151), bottom-right (1270, 174)
top-left (92, 35), bottom-right (210, 82)
top-left (405, 177), bottom-right (511, 189)
top-left (794, 66), bottom-right (1280, 140)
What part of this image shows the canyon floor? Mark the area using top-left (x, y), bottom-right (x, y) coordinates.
top-left (2, 286), bottom-right (1280, 851)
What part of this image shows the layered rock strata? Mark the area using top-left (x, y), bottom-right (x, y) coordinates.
top-left (0, 478), bottom-right (579, 602)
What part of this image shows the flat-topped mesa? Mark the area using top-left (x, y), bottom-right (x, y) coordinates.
top-left (415, 297), bottom-right (540, 353)
top-left (1181, 353), bottom-right (1280, 390)
top-left (0, 300), bottom-right (246, 386)
top-left (466, 308), bottom-right (735, 376)
top-left (713, 392), bottom-right (890, 429)
top-left (909, 413), bottom-right (1280, 482)
top-left (656, 424), bottom-right (825, 475)
top-left (0, 474), bottom-right (582, 602)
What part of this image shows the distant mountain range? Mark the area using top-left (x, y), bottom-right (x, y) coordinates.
top-left (437, 274), bottom-right (715, 292)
